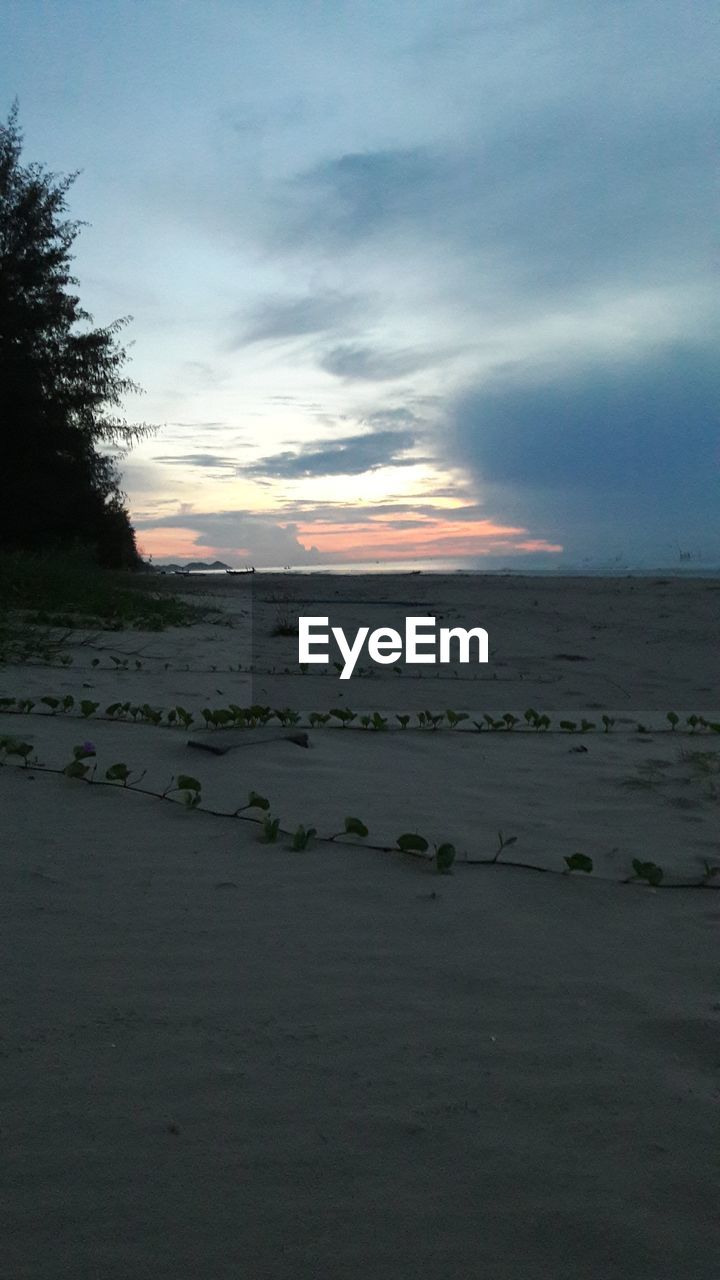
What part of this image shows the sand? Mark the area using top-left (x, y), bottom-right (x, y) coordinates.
top-left (1, 573), bottom-right (718, 1278)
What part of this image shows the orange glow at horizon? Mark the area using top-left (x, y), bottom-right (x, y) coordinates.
top-left (137, 514), bottom-right (563, 563)
top-left (136, 527), bottom-right (250, 561)
top-left (295, 516), bottom-right (563, 559)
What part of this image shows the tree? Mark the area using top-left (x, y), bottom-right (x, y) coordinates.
top-left (0, 102), bottom-right (151, 567)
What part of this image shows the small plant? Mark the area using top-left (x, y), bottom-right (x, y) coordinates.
top-left (493, 830), bottom-right (517, 863)
top-left (309, 712), bottom-right (330, 727)
top-left (666, 712), bottom-right (679, 730)
top-left (236, 790), bottom-right (270, 813)
top-left (435, 842), bottom-right (456, 874)
top-left (628, 858), bottom-right (664, 886)
top-left (291, 824), bottom-right (316, 851)
top-left (329, 708), bottom-right (356, 728)
top-left (63, 741), bottom-right (96, 780)
top-left (580, 719), bottom-right (595, 733)
top-left (167, 774), bottom-right (202, 808)
top-left (0, 736), bottom-right (35, 766)
top-left (396, 832), bottom-right (429, 854)
top-left (446, 710), bottom-right (469, 729)
top-left (275, 707), bottom-right (301, 726)
top-left (104, 762), bottom-right (144, 787)
top-left (272, 615), bottom-right (299, 637)
top-left (330, 816), bottom-right (369, 840)
top-left (564, 853), bottom-right (593, 874)
top-left (421, 710), bottom-right (444, 730)
top-left (261, 816), bottom-right (280, 843)
top-left (370, 712), bottom-right (388, 731)
top-left (560, 720), bottom-right (577, 733)
top-left (602, 715), bottom-right (615, 732)
top-left (41, 696), bottom-right (60, 713)
top-left (80, 700), bottom-right (99, 719)
top-left (396, 714), bottom-right (410, 729)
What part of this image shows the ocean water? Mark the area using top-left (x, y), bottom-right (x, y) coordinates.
top-left (165, 560), bottom-right (720, 578)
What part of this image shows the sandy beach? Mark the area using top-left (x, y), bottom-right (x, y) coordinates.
top-left (1, 572), bottom-right (718, 1278)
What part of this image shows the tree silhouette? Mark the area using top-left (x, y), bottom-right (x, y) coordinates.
top-left (0, 103), bottom-right (151, 567)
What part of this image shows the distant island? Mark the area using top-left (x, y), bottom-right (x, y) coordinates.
top-left (154, 560), bottom-right (232, 573)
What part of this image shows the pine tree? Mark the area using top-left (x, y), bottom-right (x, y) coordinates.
top-left (0, 103), bottom-right (151, 567)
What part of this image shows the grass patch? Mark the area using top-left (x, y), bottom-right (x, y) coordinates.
top-left (0, 549), bottom-right (200, 656)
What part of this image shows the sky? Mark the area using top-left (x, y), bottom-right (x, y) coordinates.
top-left (3, 0), bottom-right (718, 568)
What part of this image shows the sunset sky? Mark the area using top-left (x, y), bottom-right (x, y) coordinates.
top-left (4, 1), bottom-right (717, 567)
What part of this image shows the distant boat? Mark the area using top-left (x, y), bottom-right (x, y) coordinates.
top-left (226, 567), bottom-right (255, 576)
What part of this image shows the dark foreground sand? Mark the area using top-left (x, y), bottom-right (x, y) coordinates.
top-left (1, 574), bottom-right (718, 1278)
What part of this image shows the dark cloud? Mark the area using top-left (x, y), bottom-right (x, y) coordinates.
top-left (153, 453), bottom-right (239, 469)
top-left (448, 342), bottom-right (720, 561)
top-left (290, 147), bottom-right (440, 243)
top-left (319, 344), bottom-right (438, 382)
top-left (231, 291), bottom-right (364, 347)
top-left (243, 429), bottom-right (424, 478)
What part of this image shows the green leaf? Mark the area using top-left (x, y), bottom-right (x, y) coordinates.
top-left (63, 760), bottom-right (90, 779)
top-left (396, 833), bottom-right (429, 853)
top-left (41, 696), bottom-right (59, 710)
top-left (631, 858), bottom-right (664, 886)
top-left (446, 711), bottom-right (469, 728)
top-left (246, 790), bottom-right (270, 811)
top-left (176, 774), bottom-right (201, 793)
top-left (80, 700), bottom-right (99, 718)
top-left (344, 816), bottom-right (369, 838)
top-left (292, 825), bottom-right (316, 850)
top-left (105, 762), bottom-right (130, 782)
top-left (564, 853), bottom-right (593, 874)
top-left (435, 842), bottom-right (456, 873)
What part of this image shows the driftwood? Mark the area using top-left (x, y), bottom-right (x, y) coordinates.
top-left (187, 730), bottom-right (309, 756)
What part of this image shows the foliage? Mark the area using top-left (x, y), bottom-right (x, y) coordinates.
top-left (0, 105), bottom-right (149, 567)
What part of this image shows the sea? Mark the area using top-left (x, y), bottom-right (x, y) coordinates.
top-left (161, 559), bottom-right (720, 578)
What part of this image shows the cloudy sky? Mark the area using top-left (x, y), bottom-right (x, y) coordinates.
top-left (4, 0), bottom-right (717, 567)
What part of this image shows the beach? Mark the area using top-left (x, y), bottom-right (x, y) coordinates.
top-left (1, 572), bottom-right (718, 1278)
